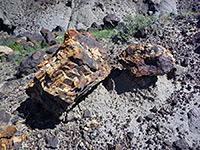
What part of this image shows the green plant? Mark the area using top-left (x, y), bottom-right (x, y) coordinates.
top-left (57, 35), bottom-right (65, 44)
top-left (182, 9), bottom-right (197, 16)
top-left (0, 56), bottom-right (5, 62)
top-left (116, 13), bottom-right (158, 42)
top-left (7, 40), bottom-right (47, 66)
top-left (90, 28), bottom-right (117, 41)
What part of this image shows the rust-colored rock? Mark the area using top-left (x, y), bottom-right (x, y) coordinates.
top-left (0, 126), bottom-right (17, 139)
top-left (26, 29), bottom-right (110, 115)
top-left (119, 44), bottom-right (175, 77)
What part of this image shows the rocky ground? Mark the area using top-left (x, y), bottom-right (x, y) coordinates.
top-left (0, 0), bottom-right (200, 150)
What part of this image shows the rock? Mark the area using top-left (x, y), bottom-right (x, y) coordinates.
top-left (32, 33), bottom-right (44, 43)
top-left (26, 34), bottom-right (37, 44)
top-left (87, 120), bottom-right (98, 128)
top-left (181, 58), bottom-right (189, 67)
top-left (45, 135), bottom-right (59, 149)
top-left (137, 116), bottom-right (143, 123)
top-left (83, 109), bottom-right (91, 118)
top-left (40, 28), bottom-right (58, 46)
top-left (187, 32), bottom-right (200, 44)
top-left (158, 0), bottom-right (177, 15)
top-left (172, 139), bottom-right (190, 150)
top-left (146, 114), bottom-right (155, 121)
top-left (119, 44), bottom-right (175, 77)
top-left (134, 27), bottom-right (147, 38)
top-left (187, 108), bottom-right (200, 134)
top-left (194, 46), bottom-right (200, 54)
top-left (150, 106), bottom-right (158, 113)
top-left (109, 129), bottom-right (116, 136)
top-left (23, 41), bottom-right (35, 50)
top-left (197, 15), bottom-right (200, 28)
top-left (170, 99), bottom-right (178, 106)
top-left (52, 26), bottom-right (65, 33)
top-left (46, 44), bottom-right (61, 54)
top-left (115, 144), bottom-right (122, 150)
top-left (0, 126), bottom-right (16, 139)
top-left (17, 50), bottom-right (46, 77)
top-left (87, 22), bottom-right (102, 32)
top-left (0, 109), bottom-right (11, 131)
top-left (127, 132), bottom-right (134, 140)
top-left (26, 29), bottom-right (110, 115)
top-left (103, 14), bottom-right (120, 28)
top-left (0, 125), bottom-right (24, 150)
top-left (89, 130), bottom-right (100, 140)
top-left (0, 46), bottom-right (13, 57)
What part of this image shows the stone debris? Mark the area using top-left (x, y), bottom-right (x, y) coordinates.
top-left (26, 29), bottom-right (110, 115)
top-left (119, 44), bottom-right (175, 77)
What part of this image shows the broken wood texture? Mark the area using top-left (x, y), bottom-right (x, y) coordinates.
top-left (26, 29), bottom-right (111, 115)
top-left (119, 44), bottom-right (175, 77)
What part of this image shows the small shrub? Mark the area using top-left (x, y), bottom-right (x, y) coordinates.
top-left (115, 13), bottom-right (158, 42)
top-left (7, 40), bottom-right (46, 66)
top-left (90, 28), bottom-right (117, 41)
top-left (182, 9), bottom-right (197, 16)
top-left (57, 35), bottom-right (65, 44)
top-left (0, 56), bottom-right (5, 62)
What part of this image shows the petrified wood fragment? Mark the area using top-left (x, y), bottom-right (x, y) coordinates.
top-left (119, 44), bottom-right (175, 77)
top-left (26, 29), bottom-right (110, 115)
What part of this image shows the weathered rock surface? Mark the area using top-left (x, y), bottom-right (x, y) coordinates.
top-left (119, 44), bottom-right (175, 77)
top-left (0, 0), bottom-right (137, 34)
top-left (26, 29), bottom-right (110, 115)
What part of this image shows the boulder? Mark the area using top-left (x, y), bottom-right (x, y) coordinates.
top-left (0, 46), bottom-right (13, 57)
top-left (26, 29), bottom-right (110, 115)
top-left (17, 50), bottom-right (46, 77)
top-left (158, 0), bottom-right (177, 15)
top-left (40, 28), bottom-right (58, 46)
top-left (103, 14), bottom-right (121, 28)
top-left (119, 44), bottom-right (175, 77)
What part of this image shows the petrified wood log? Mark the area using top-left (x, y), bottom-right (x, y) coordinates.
top-left (26, 29), bottom-right (110, 115)
top-left (119, 44), bottom-right (175, 77)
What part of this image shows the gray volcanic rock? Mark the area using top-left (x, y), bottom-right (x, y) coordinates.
top-left (0, 0), bottom-right (137, 34)
top-left (158, 0), bottom-right (177, 14)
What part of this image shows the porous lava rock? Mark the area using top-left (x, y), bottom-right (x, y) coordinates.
top-left (26, 29), bottom-right (110, 115)
top-left (103, 14), bottom-right (120, 28)
top-left (119, 44), bottom-right (175, 77)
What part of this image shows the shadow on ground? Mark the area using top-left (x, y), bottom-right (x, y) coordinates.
top-left (103, 69), bottom-right (158, 94)
top-left (17, 98), bottom-right (60, 130)
top-left (16, 69), bottom-right (158, 129)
